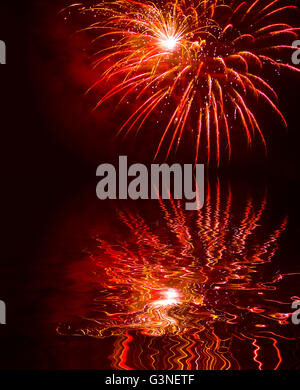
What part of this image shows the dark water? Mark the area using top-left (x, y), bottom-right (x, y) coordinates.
top-left (4, 178), bottom-right (297, 370)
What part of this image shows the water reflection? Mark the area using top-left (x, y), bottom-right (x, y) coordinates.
top-left (57, 181), bottom-right (300, 369)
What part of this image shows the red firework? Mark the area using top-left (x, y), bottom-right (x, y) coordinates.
top-left (66, 0), bottom-right (300, 163)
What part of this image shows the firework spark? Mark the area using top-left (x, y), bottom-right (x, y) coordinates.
top-left (67, 0), bottom-right (300, 163)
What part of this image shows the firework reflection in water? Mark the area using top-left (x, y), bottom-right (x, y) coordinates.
top-left (57, 182), bottom-right (300, 369)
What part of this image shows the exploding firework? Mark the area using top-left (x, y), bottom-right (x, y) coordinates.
top-left (67, 0), bottom-right (300, 163)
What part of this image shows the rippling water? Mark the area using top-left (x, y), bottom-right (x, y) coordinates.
top-left (51, 181), bottom-right (300, 370)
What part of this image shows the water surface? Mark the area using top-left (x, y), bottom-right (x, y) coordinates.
top-left (36, 179), bottom-right (300, 370)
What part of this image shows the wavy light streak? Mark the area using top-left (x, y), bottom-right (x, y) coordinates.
top-left (57, 183), bottom-right (300, 369)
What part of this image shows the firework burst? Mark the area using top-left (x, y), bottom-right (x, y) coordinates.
top-left (68, 0), bottom-right (300, 163)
